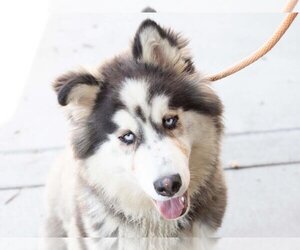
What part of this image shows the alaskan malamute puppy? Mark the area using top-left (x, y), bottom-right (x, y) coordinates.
top-left (43, 19), bottom-right (227, 249)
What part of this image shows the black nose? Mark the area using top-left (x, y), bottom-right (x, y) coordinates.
top-left (153, 174), bottom-right (182, 197)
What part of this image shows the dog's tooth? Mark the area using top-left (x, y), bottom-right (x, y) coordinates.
top-left (181, 196), bottom-right (185, 203)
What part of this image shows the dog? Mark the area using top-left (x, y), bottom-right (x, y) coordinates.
top-left (42, 19), bottom-right (227, 249)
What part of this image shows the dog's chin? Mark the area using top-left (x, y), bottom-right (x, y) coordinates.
top-left (152, 191), bottom-right (190, 220)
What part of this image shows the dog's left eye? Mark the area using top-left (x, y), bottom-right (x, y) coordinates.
top-left (163, 115), bottom-right (178, 130)
top-left (119, 131), bottom-right (136, 145)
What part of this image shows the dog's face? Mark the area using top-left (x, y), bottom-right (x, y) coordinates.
top-left (53, 20), bottom-right (223, 220)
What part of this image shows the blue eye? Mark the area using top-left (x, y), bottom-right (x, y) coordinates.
top-left (119, 131), bottom-right (136, 145)
top-left (163, 115), bottom-right (179, 130)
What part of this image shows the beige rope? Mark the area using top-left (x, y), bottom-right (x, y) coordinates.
top-left (206, 0), bottom-right (298, 82)
top-left (284, 0), bottom-right (299, 12)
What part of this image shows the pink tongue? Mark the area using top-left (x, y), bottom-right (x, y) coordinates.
top-left (156, 196), bottom-right (184, 220)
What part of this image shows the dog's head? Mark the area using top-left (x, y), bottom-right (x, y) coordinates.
top-left (53, 19), bottom-right (223, 221)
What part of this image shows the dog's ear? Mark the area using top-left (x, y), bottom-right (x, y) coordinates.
top-left (53, 70), bottom-right (100, 123)
top-left (132, 19), bottom-right (194, 74)
top-left (53, 70), bottom-right (100, 107)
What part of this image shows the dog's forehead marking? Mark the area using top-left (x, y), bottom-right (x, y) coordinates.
top-left (120, 79), bottom-right (170, 125)
top-left (135, 106), bottom-right (146, 122)
top-left (150, 95), bottom-right (170, 124)
top-left (112, 109), bottom-right (139, 132)
top-left (120, 79), bottom-right (150, 121)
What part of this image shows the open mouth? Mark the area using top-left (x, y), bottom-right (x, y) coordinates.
top-left (153, 191), bottom-right (189, 220)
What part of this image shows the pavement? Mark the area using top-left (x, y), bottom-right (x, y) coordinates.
top-left (0, 12), bottom-right (299, 249)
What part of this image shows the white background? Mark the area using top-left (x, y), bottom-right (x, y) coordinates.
top-left (0, 0), bottom-right (49, 126)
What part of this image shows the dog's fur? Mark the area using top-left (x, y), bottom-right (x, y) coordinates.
top-left (43, 19), bottom-right (227, 249)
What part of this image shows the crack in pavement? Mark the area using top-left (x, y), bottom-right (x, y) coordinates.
top-left (226, 127), bottom-right (300, 137)
top-left (0, 184), bottom-right (45, 191)
top-left (224, 160), bottom-right (300, 170)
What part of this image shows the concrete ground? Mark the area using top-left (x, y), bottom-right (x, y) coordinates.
top-left (0, 12), bottom-right (299, 249)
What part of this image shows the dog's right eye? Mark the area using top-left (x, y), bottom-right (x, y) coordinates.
top-left (163, 115), bottom-right (178, 130)
top-left (119, 132), bottom-right (136, 145)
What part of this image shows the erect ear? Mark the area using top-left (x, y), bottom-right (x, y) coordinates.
top-left (132, 19), bottom-right (194, 74)
top-left (53, 70), bottom-right (100, 107)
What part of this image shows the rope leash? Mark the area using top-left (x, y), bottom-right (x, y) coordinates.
top-left (283, 0), bottom-right (299, 12)
top-left (206, 0), bottom-right (298, 82)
